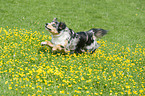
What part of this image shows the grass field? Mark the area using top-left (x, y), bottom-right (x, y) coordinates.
top-left (0, 0), bottom-right (145, 95)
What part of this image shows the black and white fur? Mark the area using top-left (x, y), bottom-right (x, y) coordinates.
top-left (67, 28), bottom-right (107, 54)
top-left (41, 18), bottom-right (107, 54)
top-left (41, 18), bottom-right (75, 53)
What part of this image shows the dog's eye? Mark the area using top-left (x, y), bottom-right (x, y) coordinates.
top-left (52, 24), bottom-right (56, 27)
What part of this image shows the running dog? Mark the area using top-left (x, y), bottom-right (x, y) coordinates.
top-left (41, 18), bottom-right (107, 54)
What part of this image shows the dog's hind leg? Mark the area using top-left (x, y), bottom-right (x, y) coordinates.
top-left (52, 45), bottom-right (61, 52)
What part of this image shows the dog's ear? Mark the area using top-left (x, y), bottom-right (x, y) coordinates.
top-left (53, 18), bottom-right (57, 22)
top-left (58, 22), bottom-right (66, 30)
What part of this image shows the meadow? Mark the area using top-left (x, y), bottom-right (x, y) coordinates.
top-left (0, 0), bottom-right (145, 96)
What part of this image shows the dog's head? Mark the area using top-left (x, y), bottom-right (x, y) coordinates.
top-left (45, 18), bottom-right (66, 35)
top-left (89, 28), bottom-right (108, 38)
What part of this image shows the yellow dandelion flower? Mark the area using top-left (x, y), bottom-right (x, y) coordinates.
top-left (5, 81), bottom-right (8, 84)
top-left (90, 87), bottom-right (93, 89)
top-left (60, 90), bottom-right (65, 94)
top-left (120, 92), bottom-right (124, 95)
top-left (139, 90), bottom-right (143, 93)
top-left (128, 90), bottom-right (132, 94)
top-left (39, 90), bottom-right (43, 93)
top-left (68, 84), bottom-right (72, 87)
top-left (21, 92), bottom-right (24, 94)
top-left (78, 87), bottom-right (82, 89)
top-left (125, 85), bottom-right (130, 88)
top-left (9, 86), bottom-right (12, 89)
top-left (133, 91), bottom-right (137, 94)
top-left (81, 77), bottom-right (85, 80)
top-left (86, 91), bottom-right (89, 93)
top-left (32, 87), bottom-right (35, 89)
top-left (94, 93), bottom-right (98, 95)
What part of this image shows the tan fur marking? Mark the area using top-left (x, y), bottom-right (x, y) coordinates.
top-left (64, 40), bottom-right (68, 47)
top-left (46, 24), bottom-right (58, 35)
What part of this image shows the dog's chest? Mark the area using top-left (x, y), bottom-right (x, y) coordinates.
top-left (51, 32), bottom-right (70, 46)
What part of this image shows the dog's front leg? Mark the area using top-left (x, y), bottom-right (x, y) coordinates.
top-left (62, 40), bottom-right (70, 53)
top-left (41, 41), bottom-right (54, 48)
top-left (52, 44), bottom-right (69, 53)
top-left (60, 47), bottom-right (69, 53)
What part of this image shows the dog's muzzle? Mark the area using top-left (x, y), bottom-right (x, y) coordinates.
top-left (45, 23), bottom-right (51, 31)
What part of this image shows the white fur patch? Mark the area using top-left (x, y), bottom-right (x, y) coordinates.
top-left (85, 41), bottom-right (99, 52)
top-left (41, 42), bottom-right (47, 45)
top-left (66, 37), bottom-right (79, 51)
top-left (51, 28), bottom-right (70, 46)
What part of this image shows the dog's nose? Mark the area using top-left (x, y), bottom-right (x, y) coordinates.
top-left (46, 23), bottom-right (48, 25)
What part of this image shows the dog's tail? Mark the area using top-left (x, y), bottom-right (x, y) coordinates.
top-left (89, 28), bottom-right (108, 38)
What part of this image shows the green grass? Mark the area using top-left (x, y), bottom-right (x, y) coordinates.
top-left (1, 0), bottom-right (145, 46)
top-left (0, 0), bottom-right (145, 95)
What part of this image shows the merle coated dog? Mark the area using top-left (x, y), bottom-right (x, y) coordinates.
top-left (41, 18), bottom-right (107, 54)
top-left (67, 28), bottom-right (107, 54)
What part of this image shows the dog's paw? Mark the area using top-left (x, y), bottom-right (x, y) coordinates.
top-left (41, 42), bottom-right (47, 46)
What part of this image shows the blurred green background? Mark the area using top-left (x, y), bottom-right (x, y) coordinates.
top-left (0, 0), bottom-right (145, 46)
